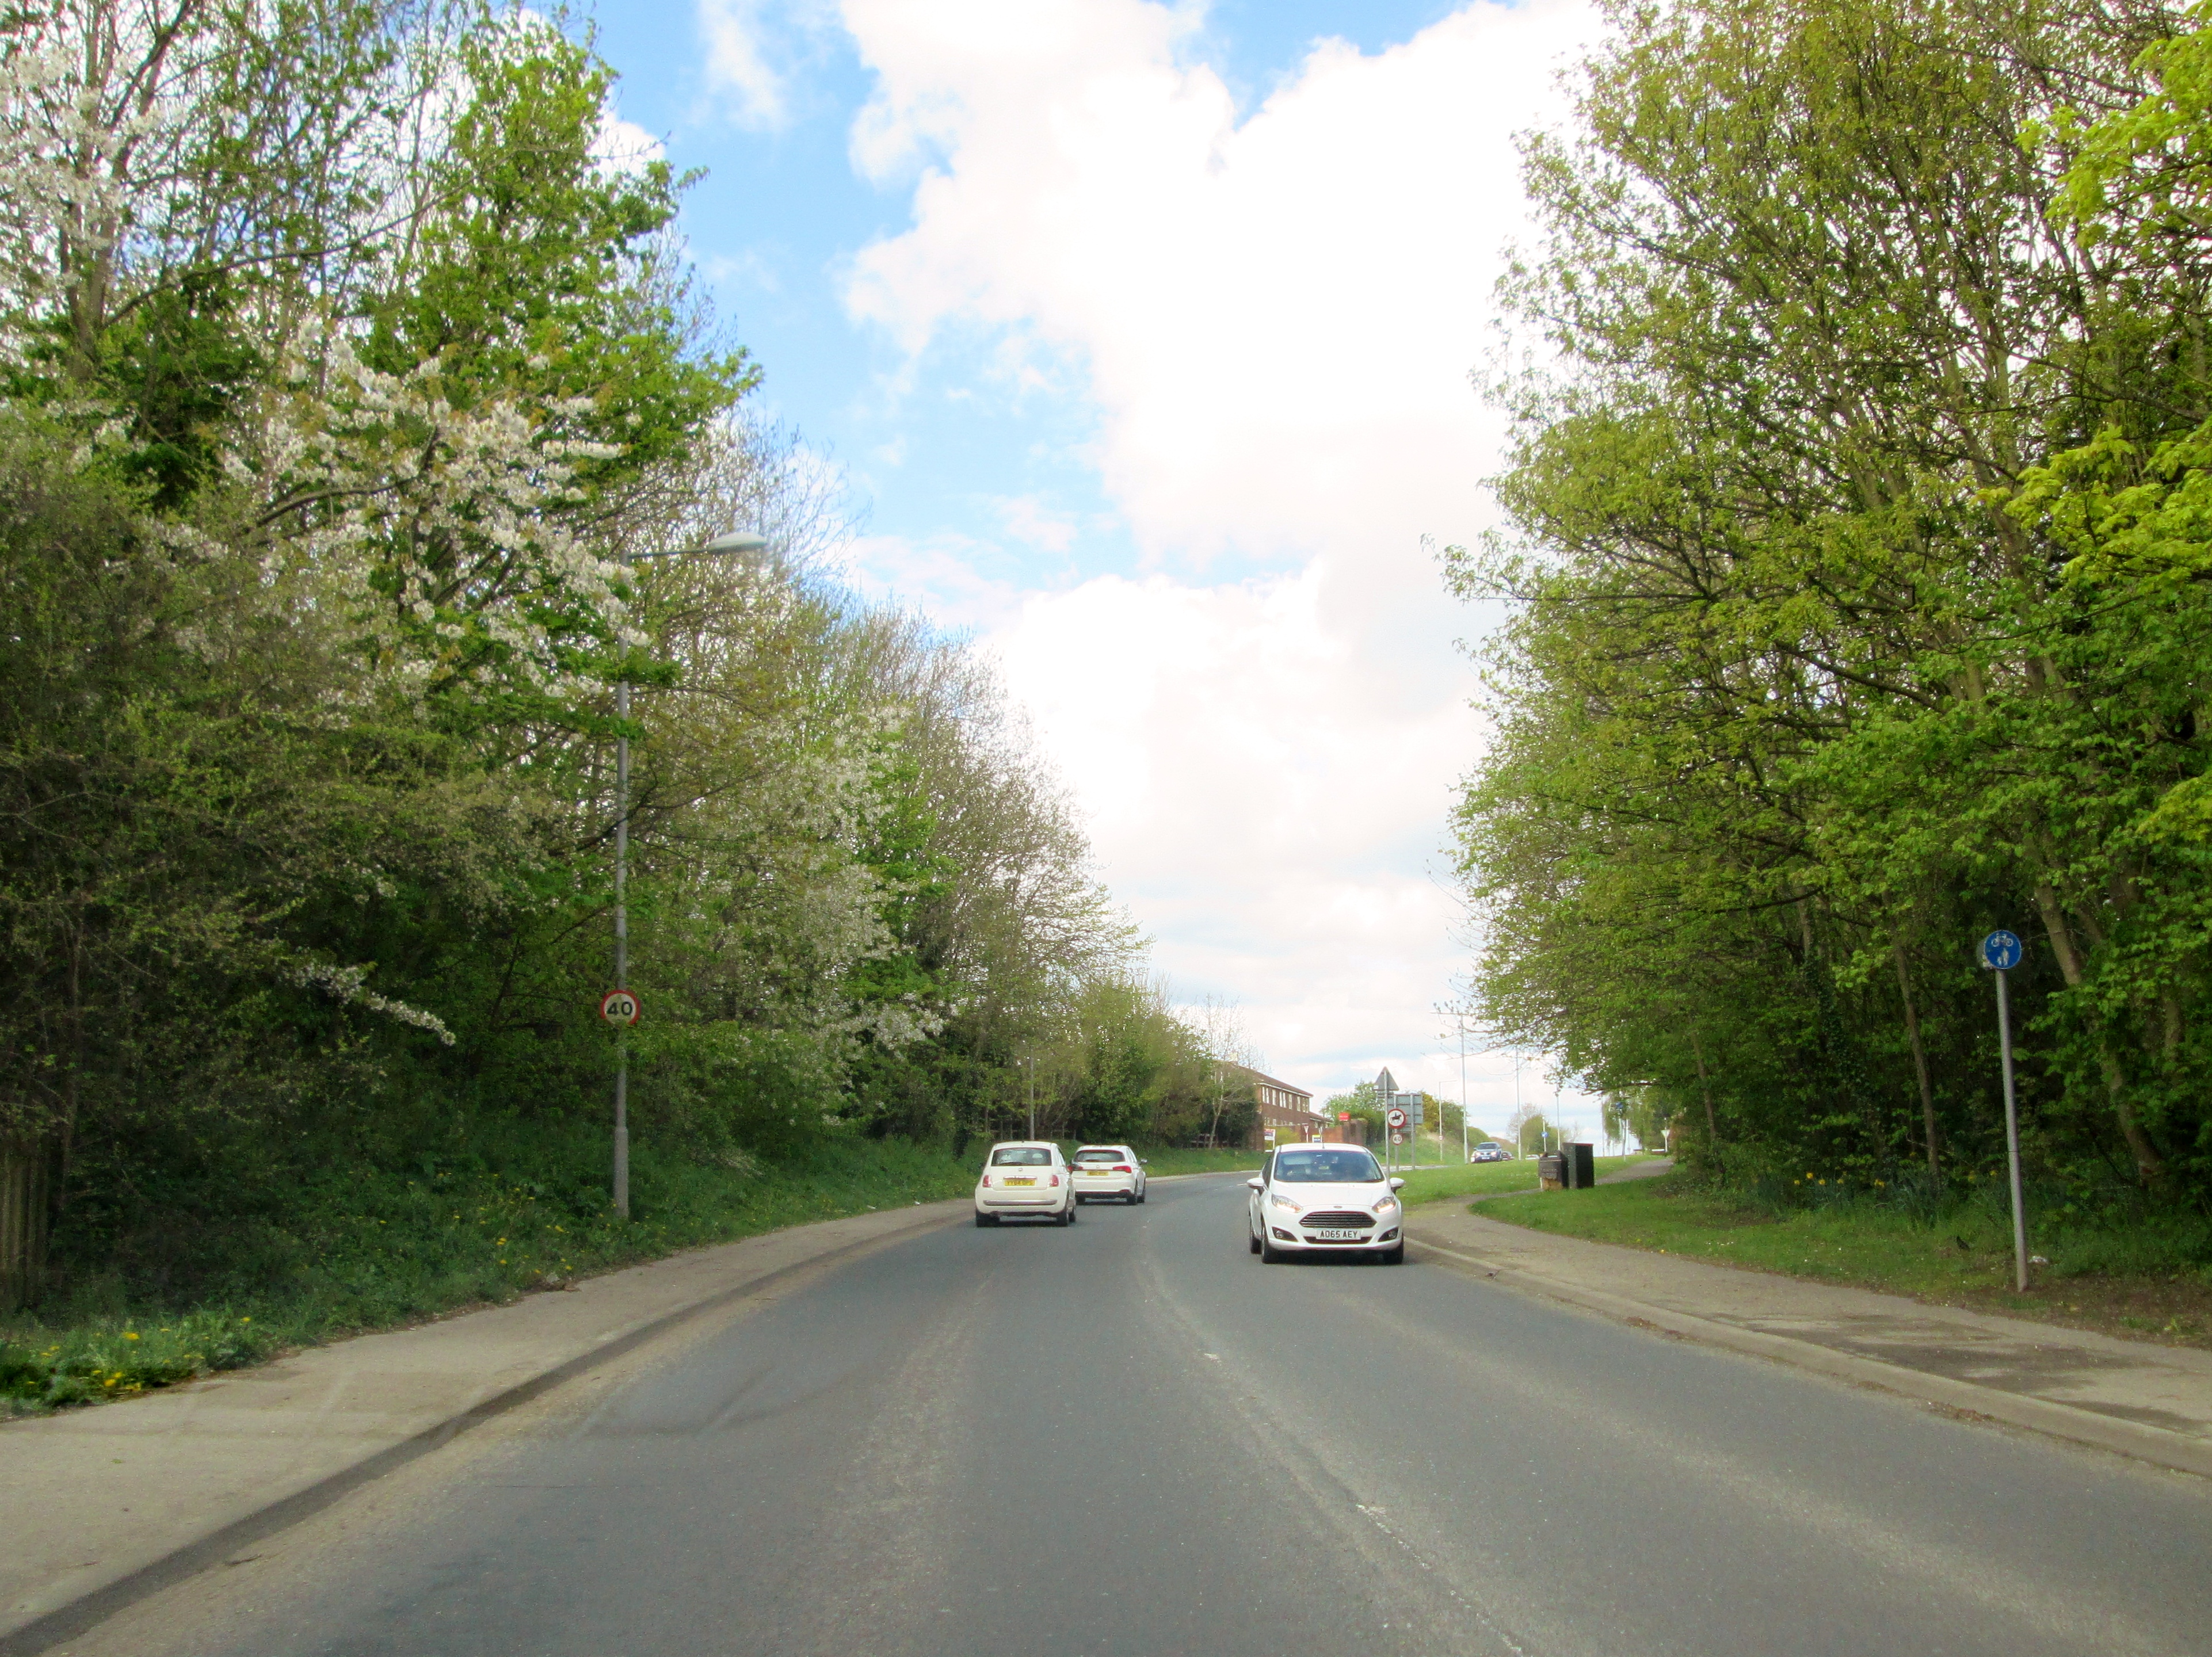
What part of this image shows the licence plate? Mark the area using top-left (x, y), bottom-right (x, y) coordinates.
top-left (1308, 1228), bottom-right (1366, 1241)
top-left (1083, 1169), bottom-right (1109, 1176)
top-left (1005, 1177), bottom-right (1036, 1186)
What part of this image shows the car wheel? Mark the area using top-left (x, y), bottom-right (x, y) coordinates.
top-left (1126, 1190), bottom-right (1138, 1205)
top-left (1248, 1228), bottom-right (1261, 1255)
top-left (1381, 1242), bottom-right (1405, 1265)
top-left (1059, 1200), bottom-right (1074, 1226)
top-left (1138, 1187), bottom-right (1147, 1204)
top-left (1260, 1232), bottom-right (1285, 1263)
top-left (975, 1212), bottom-right (996, 1227)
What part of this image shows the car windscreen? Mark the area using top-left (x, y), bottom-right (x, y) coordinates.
top-left (1072, 1150), bottom-right (1122, 1163)
top-left (1273, 1150), bottom-right (1382, 1183)
top-left (1478, 1142), bottom-right (1500, 1150)
top-left (991, 1147), bottom-right (1052, 1166)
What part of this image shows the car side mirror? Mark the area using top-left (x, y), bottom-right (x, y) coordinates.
top-left (1245, 1177), bottom-right (1264, 1192)
top-left (1388, 1177), bottom-right (1406, 1192)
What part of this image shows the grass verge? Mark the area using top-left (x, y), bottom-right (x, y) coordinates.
top-left (1394, 1154), bottom-right (1654, 1208)
top-left (1474, 1175), bottom-right (2212, 1351)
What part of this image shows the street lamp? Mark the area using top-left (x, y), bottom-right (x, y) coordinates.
top-left (608, 528), bottom-right (768, 1218)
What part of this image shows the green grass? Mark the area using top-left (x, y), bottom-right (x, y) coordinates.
top-left (1470, 1174), bottom-right (2212, 1347)
top-left (1116, 1145), bottom-right (1264, 1175)
top-left (1395, 1154), bottom-right (1654, 1208)
top-left (1, 1125), bottom-right (983, 1412)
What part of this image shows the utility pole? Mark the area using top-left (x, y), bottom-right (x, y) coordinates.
top-left (608, 529), bottom-right (766, 1218)
top-left (1459, 1021), bottom-right (1469, 1165)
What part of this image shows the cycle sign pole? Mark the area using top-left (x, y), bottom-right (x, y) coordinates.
top-left (1978, 929), bottom-right (2030, 1292)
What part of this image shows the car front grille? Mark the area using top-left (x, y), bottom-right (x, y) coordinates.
top-left (1298, 1211), bottom-right (1374, 1228)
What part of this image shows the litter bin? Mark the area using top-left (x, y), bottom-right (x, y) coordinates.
top-left (1564, 1142), bottom-right (1596, 1189)
top-left (1537, 1152), bottom-right (1565, 1190)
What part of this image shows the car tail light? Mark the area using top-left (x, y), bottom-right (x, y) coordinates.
top-left (1049, 1173), bottom-right (1061, 1187)
top-left (980, 1175), bottom-right (991, 1187)
top-left (1113, 1165), bottom-right (1132, 1173)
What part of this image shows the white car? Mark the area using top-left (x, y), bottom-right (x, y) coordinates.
top-left (974, 1141), bottom-right (1078, 1226)
top-left (1246, 1145), bottom-right (1406, 1263)
top-left (1070, 1144), bottom-right (1148, 1204)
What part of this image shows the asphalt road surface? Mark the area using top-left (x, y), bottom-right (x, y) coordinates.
top-left (64, 1174), bottom-right (2212, 1657)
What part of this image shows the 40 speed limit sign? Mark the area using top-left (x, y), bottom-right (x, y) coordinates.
top-left (599, 988), bottom-right (642, 1026)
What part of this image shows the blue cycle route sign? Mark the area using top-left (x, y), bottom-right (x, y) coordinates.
top-left (1978, 929), bottom-right (2024, 972)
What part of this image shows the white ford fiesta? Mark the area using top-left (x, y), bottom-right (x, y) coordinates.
top-left (974, 1141), bottom-right (1078, 1226)
top-left (1246, 1145), bottom-right (1406, 1263)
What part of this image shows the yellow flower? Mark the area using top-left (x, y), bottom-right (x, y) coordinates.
top-left (122, 1331), bottom-right (139, 1341)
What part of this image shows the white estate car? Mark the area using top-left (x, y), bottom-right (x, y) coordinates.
top-left (1246, 1145), bottom-right (1406, 1263)
top-left (975, 1141), bottom-right (1078, 1227)
top-left (1070, 1144), bottom-right (1147, 1204)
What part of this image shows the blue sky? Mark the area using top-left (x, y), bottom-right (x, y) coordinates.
top-left (581, 0), bottom-right (1605, 1128)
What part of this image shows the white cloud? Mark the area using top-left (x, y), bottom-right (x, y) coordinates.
top-left (994, 494), bottom-right (1079, 554)
top-left (834, 0), bottom-right (1603, 1099)
top-left (592, 106), bottom-right (667, 175)
top-left (836, 531), bottom-right (1028, 632)
top-left (699, 0), bottom-right (802, 128)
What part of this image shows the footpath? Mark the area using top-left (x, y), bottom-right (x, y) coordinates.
top-left (0, 1197), bottom-right (971, 1655)
top-left (1410, 1163), bottom-right (2212, 1481)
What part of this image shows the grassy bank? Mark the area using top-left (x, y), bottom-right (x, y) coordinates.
top-left (1395, 1154), bottom-right (1653, 1208)
top-left (1122, 1146), bottom-right (1264, 1175)
top-left (1476, 1175), bottom-right (2212, 1351)
top-left (2, 1125), bottom-right (983, 1412)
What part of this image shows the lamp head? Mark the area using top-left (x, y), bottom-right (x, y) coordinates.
top-left (703, 530), bottom-right (769, 556)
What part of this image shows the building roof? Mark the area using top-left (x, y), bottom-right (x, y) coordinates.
top-left (1222, 1062), bottom-right (1313, 1102)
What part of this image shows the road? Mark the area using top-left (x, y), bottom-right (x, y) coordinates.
top-left (60, 1174), bottom-right (2212, 1657)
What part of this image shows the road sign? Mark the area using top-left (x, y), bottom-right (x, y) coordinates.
top-left (1978, 929), bottom-right (2023, 971)
top-left (1386, 1107), bottom-right (1408, 1129)
top-left (1389, 1131), bottom-right (1405, 1146)
top-left (1338, 1112), bottom-right (1351, 1123)
top-left (600, 988), bottom-right (641, 1026)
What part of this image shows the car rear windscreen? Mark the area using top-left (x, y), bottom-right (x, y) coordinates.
top-left (1274, 1149), bottom-right (1382, 1183)
top-left (1072, 1150), bottom-right (1122, 1163)
top-left (991, 1147), bottom-right (1051, 1166)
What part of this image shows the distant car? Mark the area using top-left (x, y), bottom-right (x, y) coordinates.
top-left (1471, 1141), bottom-right (1506, 1163)
top-left (1070, 1144), bottom-right (1147, 1203)
top-left (975, 1141), bottom-right (1078, 1226)
top-left (1246, 1145), bottom-right (1406, 1263)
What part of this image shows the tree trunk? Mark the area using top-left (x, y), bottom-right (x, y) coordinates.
top-left (0, 1135), bottom-right (50, 1313)
top-left (2031, 877), bottom-right (2164, 1183)
top-left (1893, 936), bottom-right (1940, 1193)
top-left (1689, 1026), bottom-right (1720, 1149)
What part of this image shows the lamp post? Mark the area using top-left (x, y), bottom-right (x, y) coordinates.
top-left (608, 529), bottom-right (767, 1218)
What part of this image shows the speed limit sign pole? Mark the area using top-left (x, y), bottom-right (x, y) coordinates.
top-left (1980, 929), bottom-right (2029, 1292)
top-left (612, 678), bottom-right (633, 1220)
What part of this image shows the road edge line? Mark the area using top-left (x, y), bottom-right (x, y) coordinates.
top-left (1408, 1235), bottom-right (2212, 1481)
top-left (0, 1205), bottom-right (961, 1657)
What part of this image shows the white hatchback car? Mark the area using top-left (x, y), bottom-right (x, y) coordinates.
top-left (1246, 1145), bottom-right (1406, 1263)
top-left (1070, 1144), bottom-right (1147, 1204)
top-left (974, 1141), bottom-right (1078, 1226)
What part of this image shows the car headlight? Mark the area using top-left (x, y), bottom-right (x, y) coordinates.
top-left (1267, 1192), bottom-right (1302, 1213)
top-left (1372, 1194), bottom-right (1398, 1212)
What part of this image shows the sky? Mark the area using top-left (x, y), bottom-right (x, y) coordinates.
top-left (586, 0), bottom-right (1608, 1133)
